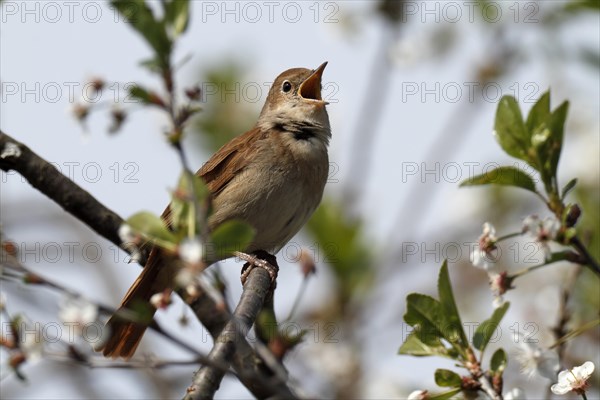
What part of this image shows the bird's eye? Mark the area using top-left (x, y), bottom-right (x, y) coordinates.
top-left (282, 81), bottom-right (292, 93)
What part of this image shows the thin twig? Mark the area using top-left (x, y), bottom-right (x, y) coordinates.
top-left (286, 275), bottom-right (310, 322)
top-left (44, 349), bottom-right (216, 370)
top-left (545, 264), bottom-right (582, 398)
top-left (570, 236), bottom-right (600, 276)
top-left (0, 248), bottom-right (233, 373)
top-left (479, 375), bottom-right (503, 400)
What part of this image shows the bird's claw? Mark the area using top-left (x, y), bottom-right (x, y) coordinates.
top-left (235, 251), bottom-right (279, 288)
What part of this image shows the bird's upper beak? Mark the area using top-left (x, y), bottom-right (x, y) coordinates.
top-left (299, 62), bottom-right (328, 105)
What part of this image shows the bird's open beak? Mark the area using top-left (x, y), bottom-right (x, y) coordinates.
top-left (299, 61), bottom-right (328, 105)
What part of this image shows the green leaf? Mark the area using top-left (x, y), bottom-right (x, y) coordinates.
top-left (168, 172), bottom-right (209, 234)
top-left (565, 0), bottom-right (600, 12)
top-left (110, 0), bottom-right (172, 67)
top-left (404, 294), bottom-right (447, 346)
top-left (176, 171), bottom-right (209, 203)
top-left (256, 308), bottom-right (278, 343)
top-left (530, 97), bottom-right (569, 190)
top-left (564, 227), bottom-right (577, 242)
top-left (561, 178), bottom-right (577, 199)
top-left (490, 348), bottom-right (507, 374)
top-left (473, 302), bottom-right (509, 353)
top-left (434, 369), bottom-right (462, 388)
top-left (494, 95), bottom-right (530, 162)
top-left (164, 0), bottom-right (190, 36)
top-left (129, 85), bottom-right (153, 104)
top-left (428, 389), bottom-right (463, 400)
top-left (127, 211), bottom-right (177, 243)
top-left (547, 101), bottom-right (569, 178)
top-left (526, 91), bottom-right (551, 134)
top-left (398, 331), bottom-right (451, 358)
top-left (139, 57), bottom-right (163, 73)
top-left (460, 166), bottom-right (537, 193)
top-left (437, 261), bottom-right (468, 347)
top-left (208, 220), bottom-right (255, 261)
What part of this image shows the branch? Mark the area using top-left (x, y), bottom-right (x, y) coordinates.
top-left (185, 280), bottom-right (296, 399)
top-left (184, 266), bottom-right (295, 399)
top-left (570, 236), bottom-right (600, 276)
top-left (0, 130), bottom-right (295, 398)
top-left (0, 131), bottom-right (124, 250)
top-left (478, 375), bottom-right (502, 400)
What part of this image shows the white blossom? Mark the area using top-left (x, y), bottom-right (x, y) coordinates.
top-left (175, 266), bottom-right (196, 288)
top-left (471, 222), bottom-right (499, 270)
top-left (58, 295), bottom-right (98, 335)
top-left (118, 223), bottom-right (137, 243)
top-left (178, 237), bottom-right (204, 265)
top-left (18, 318), bottom-right (43, 362)
top-left (514, 336), bottom-right (559, 380)
top-left (492, 294), bottom-right (505, 309)
top-left (489, 272), bottom-right (511, 309)
top-left (551, 361), bottom-right (595, 395)
top-left (522, 215), bottom-right (561, 260)
top-left (150, 291), bottom-right (172, 309)
top-left (407, 390), bottom-right (429, 399)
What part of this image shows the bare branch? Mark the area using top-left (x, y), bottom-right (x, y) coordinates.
top-left (184, 265), bottom-right (297, 399)
top-left (0, 131), bottom-right (126, 251)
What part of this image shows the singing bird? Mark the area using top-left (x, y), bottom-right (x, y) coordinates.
top-left (100, 62), bottom-right (331, 358)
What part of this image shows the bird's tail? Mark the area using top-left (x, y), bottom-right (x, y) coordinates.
top-left (98, 248), bottom-right (174, 359)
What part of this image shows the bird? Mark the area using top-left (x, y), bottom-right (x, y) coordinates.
top-left (99, 62), bottom-right (331, 358)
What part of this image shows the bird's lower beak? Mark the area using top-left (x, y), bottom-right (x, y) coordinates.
top-left (299, 61), bottom-right (328, 105)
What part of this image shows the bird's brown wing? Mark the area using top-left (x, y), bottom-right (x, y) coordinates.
top-left (99, 127), bottom-right (268, 359)
top-left (160, 127), bottom-right (266, 227)
top-left (199, 126), bottom-right (266, 195)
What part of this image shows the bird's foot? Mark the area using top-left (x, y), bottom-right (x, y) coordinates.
top-left (235, 250), bottom-right (279, 288)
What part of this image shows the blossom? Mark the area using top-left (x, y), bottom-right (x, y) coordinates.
top-left (504, 387), bottom-right (526, 400)
top-left (551, 361), bottom-right (595, 396)
top-left (118, 223), bottom-right (138, 244)
top-left (296, 248), bottom-right (317, 277)
top-left (69, 102), bottom-right (90, 125)
top-left (178, 237), bottom-right (204, 265)
top-left (407, 390), bottom-right (429, 399)
top-left (175, 266), bottom-right (196, 288)
top-left (488, 271), bottom-right (513, 308)
top-left (16, 318), bottom-right (44, 363)
top-left (522, 215), bottom-right (561, 260)
top-left (471, 222), bottom-right (499, 270)
top-left (58, 295), bottom-right (98, 335)
top-left (174, 266), bottom-right (225, 310)
top-left (150, 291), bottom-right (172, 310)
top-left (514, 336), bottom-right (559, 380)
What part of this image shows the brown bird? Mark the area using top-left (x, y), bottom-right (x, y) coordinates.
top-left (99, 62), bottom-right (331, 358)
